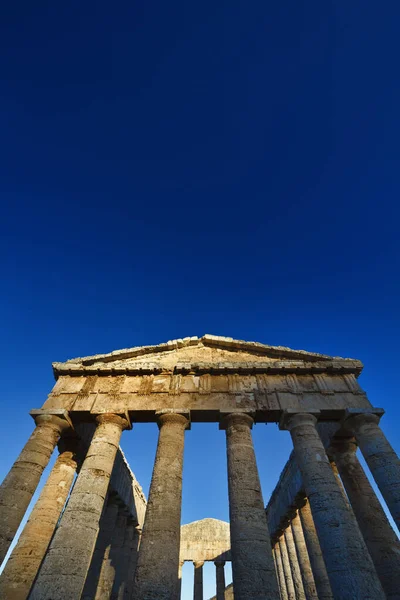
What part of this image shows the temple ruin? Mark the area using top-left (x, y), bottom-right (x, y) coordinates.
top-left (0, 334), bottom-right (399, 599)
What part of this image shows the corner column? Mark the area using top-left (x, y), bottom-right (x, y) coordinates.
top-left (214, 561), bottom-right (226, 600)
top-left (283, 412), bottom-right (385, 599)
top-left (290, 511), bottom-right (318, 600)
top-left (193, 561), bottom-right (204, 600)
top-left (30, 413), bottom-right (128, 600)
top-left (132, 411), bottom-right (189, 600)
top-left (0, 411), bottom-right (71, 563)
top-left (0, 434), bottom-right (80, 600)
top-left (221, 412), bottom-right (280, 600)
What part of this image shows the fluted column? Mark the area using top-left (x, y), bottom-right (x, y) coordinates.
top-left (283, 412), bottom-right (385, 599)
top-left (344, 412), bottom-right (400, 530)
top-left (214, 561), bottom-right (226, 600)
top-left (0, 411), bottom-right (71, 563)
top-left (0, 435), bottom-right (80, 600)
top-left (222, 412), bottom-right (279, 600)
top-left (330, 437), bottom-right (400, 599)
top-left (132, 411), bottom-right (189, 600)
top-left (30, 413), bottom-right (128, 600)
top-left (290, 512), bottom-right (317, 600)
top-left (284, 524), bottom-right (306, 600)
top-left (273, 544), bottom-right (288, 600)
top-left (279, 535), bottom-right (295, 600)
top-left (298, 500), bottom-right (332, 600)
top-left (193, 561), bottom-right (204, 600)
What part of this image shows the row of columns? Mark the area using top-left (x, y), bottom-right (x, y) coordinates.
top-left (0, 408), bottom-right (399, 599)
top-left (189, 560), bottom-right (226, 600)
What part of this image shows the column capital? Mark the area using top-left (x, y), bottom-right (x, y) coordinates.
top-left (194, 560), bottom-right (204, 568)
top-left (342, 408), bottom-right (384, 434)
top-left (30, 409), bottom-right (73, 433)
top-left (214, 560), bottom-right (225, 567)
top-left (95, 413), bottom-right (130, 430)
top-left (219, 411), bottom-right (254, 430)
top-left (279, 410), bottom-right (320, 431)
top-left (156, 410), bottom-right (190, 430)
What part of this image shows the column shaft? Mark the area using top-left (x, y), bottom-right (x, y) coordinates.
top-left (214, 561), bottom-right (226, 600)
top-left (113, 519), bottom-right (138, 600)
top-left (132, 412), bottom-right (189, 600)
top-left (273, 544), bottom-right (288, 600)
top-left (223, 413), bottom-right (279, 600)
top-left (331, 438), bottom-right (400, 599)
top-left (285, 413), bottom-right (384, 599)
top-left (193, 561), bottom-right (204, 600)
top-left (96, 511), bottom-right (127, 600)
top-left (0, 437), bottom-right (79, 600)
top-left (290, 512), bottom-right (317, 600)
top-left (299, 501), bottom-right (332, 600)
top-left (30, 413), bottom-right (128, 600)
top-left (284, 525), bottom-right (306, 600)
top-left (346, 413), bottom-right (400, 530)
top-left (0, 414), bottom-right (69, 563)
top-left (279, 536), bottom-right (296, 600)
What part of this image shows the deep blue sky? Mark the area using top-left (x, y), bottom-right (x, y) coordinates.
top-left (1, 1), bottom-right (400, 597)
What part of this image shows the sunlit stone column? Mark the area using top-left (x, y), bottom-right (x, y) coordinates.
top-left (279, 535), bottom-right (295, 600)
top-left (0, 434), bottom-right (80, 600)
top-left (178, 560), bottom-right (184, 600)
top-left (330, 437), bottom-right (400, 599)
top-left (222, 412), bottom-right (279, 600)
top-left (344, 411), bottom-right (400, 530)
top-left (193, 561), bottom-right (204, 600)
top-left (273, 543), bottom-right (288, 600)
top-left (132, 411), bottom-right (189, 600)
top-left (298, 500), bottom-right (332, 600)
top-left (283, 412), bottom-right (385, 599)
top-left (290, 511), bottom-right (318, 600)
top-left (284, 523), bottom-right (306, 600)
top-left (0, 411), bottom-right (71, 563)
top-left (30, 413), bottom-right (128, 600)
top-left (214, 561), bottom-right (226, 600)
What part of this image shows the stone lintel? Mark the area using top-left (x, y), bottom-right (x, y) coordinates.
top-left (29, 408), bottom-right (73, 429)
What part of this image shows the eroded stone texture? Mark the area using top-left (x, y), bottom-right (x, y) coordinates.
top-left (299, 500), bottom-right (332, 600)
top-left (214, 561), bottom-right (226, 600)
top-left (279, 535), bottom-right (296, 600)
top-left (290, 512), bottom-right (317, 600)
top-left (285, 413), bottom-right (385, 599)
top-left (330, 437), bottom-right (400, 599)
top-left (0, 435), bottom-right (80, 600)
top-left (132, 412), bottom-right (189, 600)
top-left (193, 561), bottom-right (204, 600)
top-left (273, 543), bottom-right (288, 600)
top-left (222, 412), bottom-right (279, 600)
top-left (345, 412), bottom-right (400, 531)
top-left (284, 524), bottom-right (306, 600)
top-left (180, 519), bottom-right (231, 563)
top-left (30, 413), bottom-right (128, 600)
top-left (0, 413), bottom-right (70, 564)
top-left (95, 510), bottom-right (127, 600)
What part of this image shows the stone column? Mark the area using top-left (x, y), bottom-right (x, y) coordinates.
top-left (290, 512), bottom-right (317, 600)
top-left (178, 560), bottom-right (184, 600)
top-left (221, 412), bottom-right (280, 600)
top-left (112, 518), bottom-right (138, 600)
top-left (123, 526), bottom-right (142, 600)
top-left (193, 561), bottom-right (204, 600)
top-left (96, 510), bottom-right (127, 600)
top-left (330, 437), bottom-right (400, 599)
top-left (284, 523), bottom-right (306, 600)
top-left (273, 544), bottom-right (288, 600)
top-left (30, 413), bottom-right (128, 600)
top-left (298, 500), bottom-right (332, 600)
top-left (283, 412), bottom-right (385, 599)
top-left (0, 411), bottom-right (71, 563)
top-left (279, 535), bottom-right (296, 600)
top-left (0, 435), bottom-right (80, 600)
top-left (214, 561), bottom-right (226, 600)
top-left (132, 411), bottom-right (189, 600)
top-left (344, 412), bottom-right (400, 531)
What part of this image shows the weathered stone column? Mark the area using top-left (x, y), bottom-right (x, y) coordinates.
top-left (214, 561), bottom-right (226, 600)
top-left (279, 535), bottom-right (296, 600)
top-left (330, 437), bottom-right (400, 599)
top-left (283, 412), bottom-right (385, 599)
top-left (30, 413), bottom-right (128, 600)
top-left (221, 412), bottom-right (279, 600)
top-left (290, 511), bottom-right (318, 600)
top-left (178, 560), bottom-right (184, 600)
top-left (273, 544), bottom-right (288, 600)
top-left (298, 500), bottom-right (332, 600)
top-left (132, 411), bottom-right (189, 600)
top-left (344, 411), bottom-right (400, 531)
top-left (112, 518), bottom-right (138, 600)
top-left (123, 526), bottom-right (142, 600)
top-left (284, 523), bottom-right (306, 600)
top-left (193, 561), bottom-right (204, 600)
top-left (0, 435), bottom-right (80, 600)
top-left (0, 411), bottom-right (71, 563)
top-left (96, 510), bottom-right (127, 600)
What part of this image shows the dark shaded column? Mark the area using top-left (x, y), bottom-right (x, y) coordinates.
top-left (96, 510), bottom-right (127, 600)
top-left (273, 544), bottom-right (288, 600)
top-left (112, 518), bottom-right (139, 600)
top-left (30, 413), bottom-right (128, 600)
top-left (132, 411), bottom-right (189, 600)
top-left (344, 412), bottom-right (400, 531)
top-left (298, 500), bottom-right (332, 600)
top-left (284, 524), bottom-right (306, 600)
top-left (123, 526), bottom-right (141, 600)
top-left (283, 412), bottom-right (385, 599)
top-left (214, 561), bottom-right (226, 600)
top-left (290, 511), bottom-right (318, 600)
top-left (330, 437), bottom-right (400, 599)
top-left (222, 412), bottom-right (280, 600)
top-left (193, 561), bottom-right (204, 600)
top-left (0, 411), bottom-right (71, 563)
top-left (0, 435), bottom-right (80, 600)
top-left (279, 535), bottom-right (295, 600)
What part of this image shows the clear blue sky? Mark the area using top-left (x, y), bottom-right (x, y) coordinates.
top-left (1, 2), bottom-right (400, 598)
